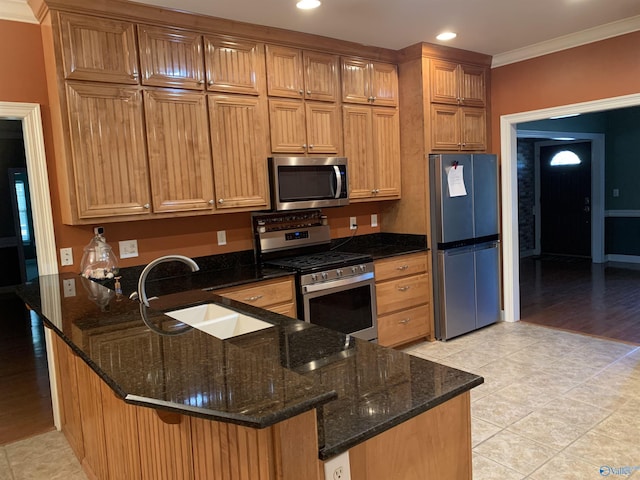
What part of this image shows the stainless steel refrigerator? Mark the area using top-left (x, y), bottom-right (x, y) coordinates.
top-left (429, 154), bottom-right (500, 340)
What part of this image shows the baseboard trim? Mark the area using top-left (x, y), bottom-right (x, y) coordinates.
top-left (607, 254), bottom-right (640, 264)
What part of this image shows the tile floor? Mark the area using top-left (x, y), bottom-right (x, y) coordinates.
top-left (2, 321), bottom-right (639, 479)
top-left (406, 321), bottom-right (640, 480)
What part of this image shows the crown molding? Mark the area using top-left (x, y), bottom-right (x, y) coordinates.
top-left (0, 0), bottom-right (37, 23)
top-left (492, 15), bottom-right (640, 68)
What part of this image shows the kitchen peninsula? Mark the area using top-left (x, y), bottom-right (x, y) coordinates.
top-left (19, 267), bottom-right (482, 480)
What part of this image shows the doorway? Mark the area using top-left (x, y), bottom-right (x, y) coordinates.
top-left (501, 93), bottom-right (640, 323)
top-left (538, 141), bottom-right (592, 258)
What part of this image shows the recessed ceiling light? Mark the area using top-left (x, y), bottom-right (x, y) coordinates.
top-left (297, 0), bottom-right (321, 9)
top-left (436, 32), bottom-right (457, 41)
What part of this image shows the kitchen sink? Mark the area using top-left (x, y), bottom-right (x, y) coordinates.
top-left (164, 303), bottom-right (273, 340)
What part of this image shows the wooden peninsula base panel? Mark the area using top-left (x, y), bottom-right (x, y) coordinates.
top-left (53, 334), bottom-right (472, 480)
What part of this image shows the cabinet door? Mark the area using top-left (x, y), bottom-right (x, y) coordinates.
top-left (268, 99), bottom-right (307, 154)
top-left (209, 94), bottom-right (270, 210)
top-left (303, 51), bottom-right (339, 102)
top-left (305, 102), bottom-right (341, 154)
top-left (66, 83), bottom-right (152, 219)
top-left (144, 89), bottom-right (215, 212)
top-left (459, 64), bottom-right (486, 107)
top-left (370, 62), bottom-right (398, 107)
top-left (371, 107), bottom-right (400, 198)
top-left (431, 104), bottom-right (461, 151)
top-left (58, 12), bottom-right (138, 84)
top-left (266, 45), bottom-right (304, 98)
top-left (204, 36), bottom-right (265, 95)
top-left (138, 25), bottom-right (205, 90)
top-left (342, 105), bottom-right (374, 199)
top-left (341, 57), bottom-right (371, 104)
top-left (430, 59), bottom-right (459, 105)
top-left (460, 107), bottom-right (487, 151)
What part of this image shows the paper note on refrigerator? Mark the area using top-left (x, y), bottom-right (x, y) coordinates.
top-left (446, 165), bottom-right (467, 197)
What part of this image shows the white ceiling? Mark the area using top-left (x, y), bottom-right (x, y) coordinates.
top-left (4, 0), bottom-right (640, 65)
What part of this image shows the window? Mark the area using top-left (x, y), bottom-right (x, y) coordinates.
top-left (550, 150), bottom-right (581, 166)
top-left (15, 179), bottom-right (31, 245)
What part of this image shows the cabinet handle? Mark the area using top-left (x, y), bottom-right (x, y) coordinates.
top-left (218, 199), bottom-right (224, 204)
top-left (397, 285), bottom-right (411, 292)
top-left (396, 265), bottom-right (409, 271)
top-left (399, 318), bottom-right (411, 325)
top-left (244, 295), bottom-right (263, 302)
top-left (143, 203), bottom-right (150, 209)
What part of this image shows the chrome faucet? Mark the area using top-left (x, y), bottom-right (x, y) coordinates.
top-left (131, 255), bottom-right (200, 307)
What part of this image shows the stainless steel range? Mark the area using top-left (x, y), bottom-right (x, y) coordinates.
top-left (253, 210), bottom-right (377, 341)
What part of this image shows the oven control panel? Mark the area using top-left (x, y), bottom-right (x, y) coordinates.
top-left (300, 262), bottom-right (374, 288)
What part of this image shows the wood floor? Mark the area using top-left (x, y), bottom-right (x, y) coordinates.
top-left (520, 256), bottom-right (640, 344)
top-left (0, 292), bottom-right (54, 445)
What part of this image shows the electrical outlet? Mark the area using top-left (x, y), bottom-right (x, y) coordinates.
top-left (613, 188), bottom-right (620, 197)
top-left (217, 230), bottom-right (227, 246)
top-left (60, 247), bottom-right (73, 266)
top-left (349, 216), bottom-right (357, 230)
top-left (119, 239), bottom-right (139, 259)
top-left (323, 452), bottom-right (351, 480)
top-left (371, 214), bottom-right (378, 227)
top-left (63, 279), bottom-right (76, 297)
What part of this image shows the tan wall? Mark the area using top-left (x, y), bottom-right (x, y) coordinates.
top-left (491, 31), bottom-right (640, 149)
top-left (1, 19), bottom-right (384, 273)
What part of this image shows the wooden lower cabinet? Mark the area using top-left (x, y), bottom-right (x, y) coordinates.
top-left (374, 253), bottom-right (432, 347)
top-left (348, 391), bottom-right (472, 480)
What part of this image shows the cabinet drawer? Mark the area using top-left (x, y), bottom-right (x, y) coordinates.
top-left (378, 304), bottom-right (430, 347)
top-left (217, 277), bottom-right (295, 308)
top-left (266, 302), bottom-right (297, 319)
top-left (375, 253), bottom-right (427, 282)
top-left (376, 273), bottom-right (429, 316)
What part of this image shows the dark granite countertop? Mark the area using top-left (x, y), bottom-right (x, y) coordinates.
top-left (17, 234), bottom-right (481, 460)
top-left (330, 232), bottom-right (428, 260)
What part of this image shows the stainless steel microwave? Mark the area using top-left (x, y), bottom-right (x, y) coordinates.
top-left (268, 157), bottom-right (349, 211)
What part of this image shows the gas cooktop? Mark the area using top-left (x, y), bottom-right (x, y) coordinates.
top-left (264, 250), bottom-right (372, 274)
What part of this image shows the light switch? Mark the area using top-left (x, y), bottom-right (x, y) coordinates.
top-left (217, 230), bottom-right (227, 246)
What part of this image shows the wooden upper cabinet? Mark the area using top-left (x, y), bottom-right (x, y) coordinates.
top-left (430, 59), bottom-right (486, 107)
top-left (138, 25), bottom-right (205, 90)
top-left (208, 94), bottom-right (270, 210)
top-left (266, 45), bottom-right (339, 101)
top-left (66, 82), bottom-right (152, 219)
top-left (341, 57), bottom-right (398, 106)
top-left (266, 45), bottom-right (304, 98)
top-left (431, 104), bottom-right (486, 151)
top-left (343, 105), bottom-right (400, 200)
top-left (269, 99), bottom-right (341, 154)
top-left (58, 12), bottom-right (139, 84)
top-left (143, 89), bottom-right (215, 213)
top-left (303, 51), bottom-right (339, 101)
top-left (204, 37), bottom-right (265, 95)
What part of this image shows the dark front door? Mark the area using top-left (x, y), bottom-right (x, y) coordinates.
top-left (540, 141), bottom-right (591, 257)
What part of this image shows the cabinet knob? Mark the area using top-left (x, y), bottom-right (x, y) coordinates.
top-left (143, 203), bottom-right (150, 209)
top-left (218, 199), bottom-right (224, 204)
top-left (368, 96), bottom-right (374, 102)
top-left (299, 89), bottom-right (304, 95)
top-left (132, 72), bottom-right (139, 80)
top-left (372, 96), bottom-right (377, 102)
top-left (397, 285), bottom-right (411, 292)
top-left (302, 144), bottom-right (307, 150)
top-left (208, 199), bottom-right (215, 205)
top-left (309, 144), bottom-right (314, 149)
top-left (198, 79), bottom-right (205, 85)
top-left (307, 90), bottom-right (311, 95)
top-left (208, 80), bottom-right (214, 86)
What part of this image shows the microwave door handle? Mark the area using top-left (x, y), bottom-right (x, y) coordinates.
top-left (333, 165), bottom-right (342, 199)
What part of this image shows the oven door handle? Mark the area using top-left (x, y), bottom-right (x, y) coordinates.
top-left (302, 272), bottom-right (374, 294)
top-left (334, 165), bottom-right (342, 199)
